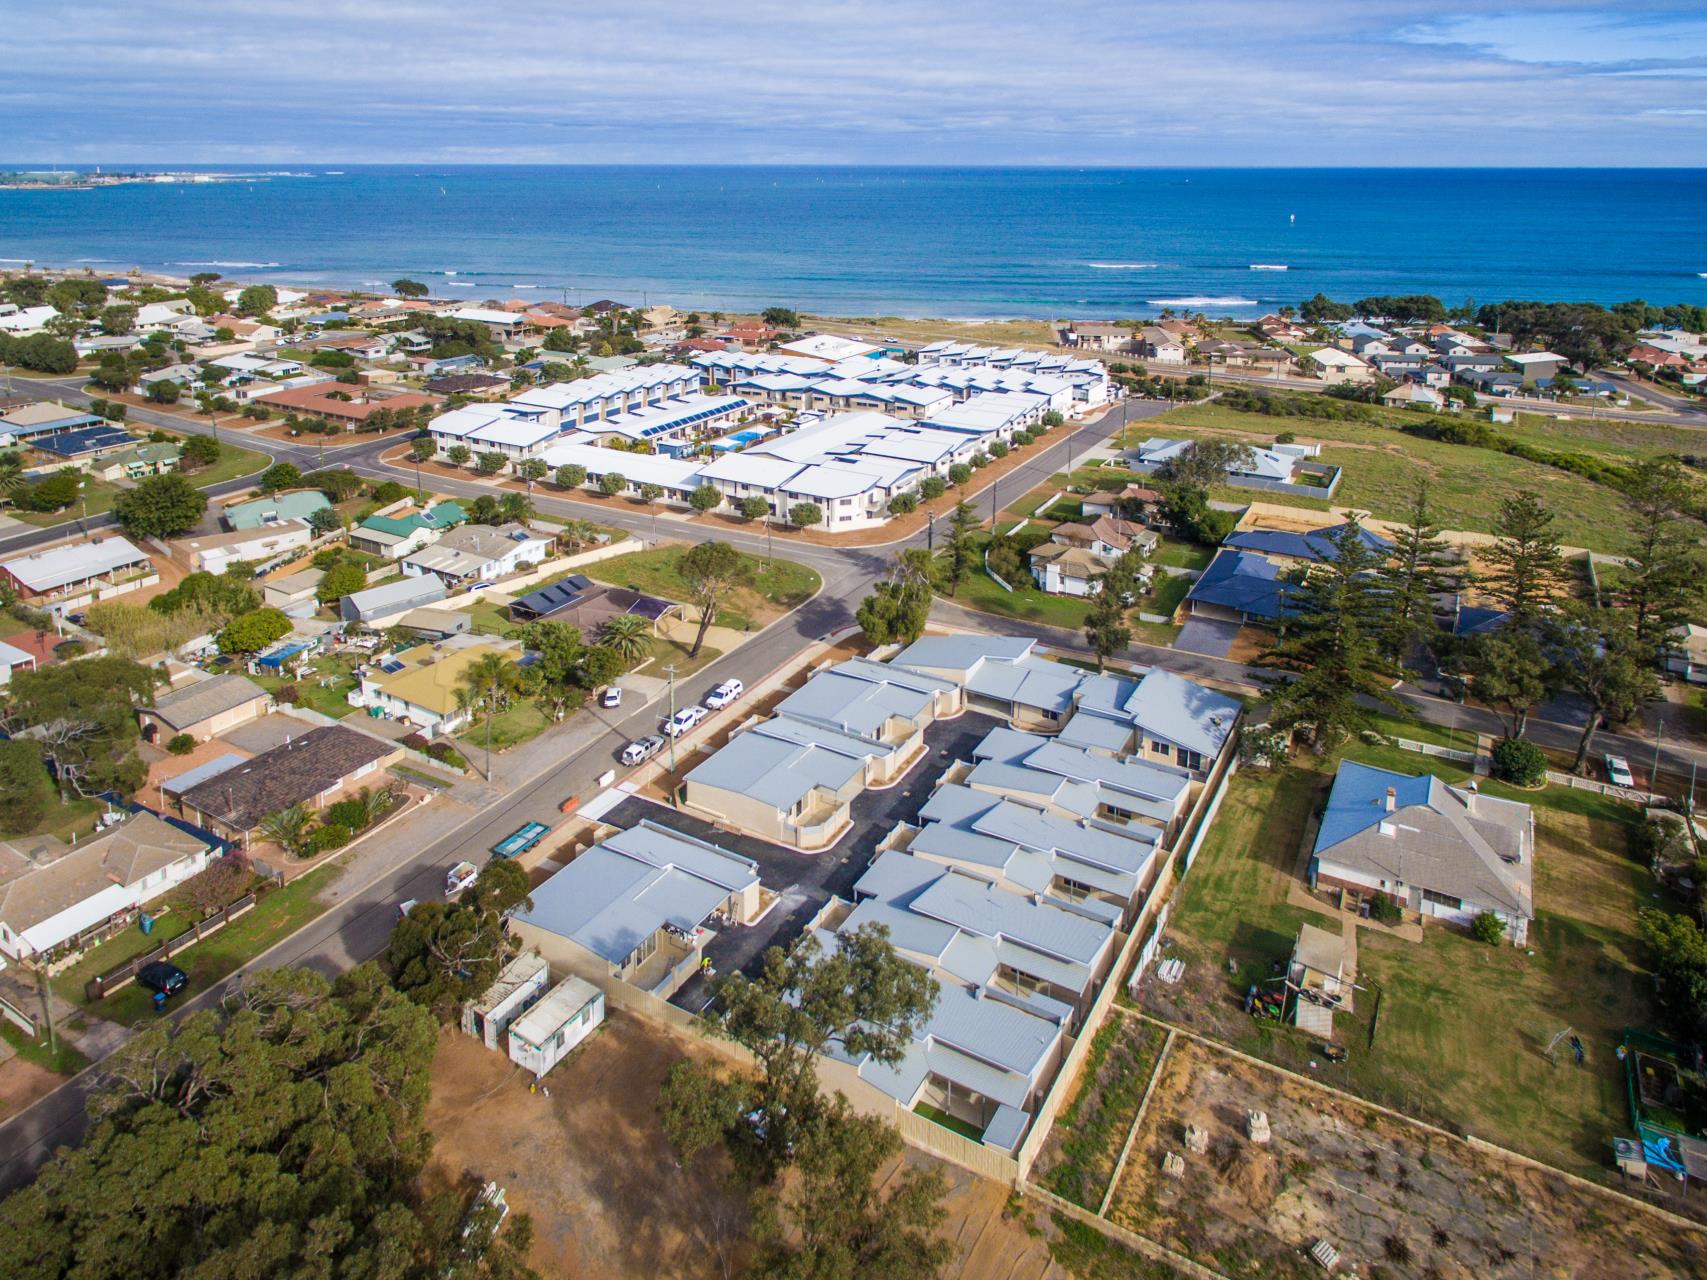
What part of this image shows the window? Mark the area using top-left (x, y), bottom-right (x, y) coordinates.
top-left (1421, 888), bottom-right (1463, 911)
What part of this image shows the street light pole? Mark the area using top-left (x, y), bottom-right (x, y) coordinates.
top-left (664, 663), bottom-right (679, 776)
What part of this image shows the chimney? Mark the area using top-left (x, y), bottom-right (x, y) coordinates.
top-left (1384, 786), bottom-right (1396, 813)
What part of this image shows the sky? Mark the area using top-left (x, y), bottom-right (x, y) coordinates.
top-left (5, 1), bottom-right (1706, 166)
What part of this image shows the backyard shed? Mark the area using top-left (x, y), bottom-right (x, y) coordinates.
top-left (507, 975), bottom-right (605, 1078)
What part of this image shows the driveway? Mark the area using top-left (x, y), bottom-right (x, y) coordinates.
top-left (1174, 617), bottom-right (1241, 658)
top-left (593, 710), bottom-right (1000, 1012)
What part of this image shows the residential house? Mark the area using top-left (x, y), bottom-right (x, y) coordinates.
top-left (1506, 351), bottom-right (1569, 382)
top-left (510, 820), bottom-right (763, 1000)
top-left (1080, 485), bottom-right (1162, 523)
top-left (350, 639), bottom-right (525, 734)
top-left (0, 638), bottom-right (37, 688)
top-left (253, 384), bottom-right (437, 427)
top-left (139, 673), bottom-right (271, 745)
top-left (1062, 322), bottom-right (1135, 353)
top-left (1381, 380), bottom-right (1444, 412)
top-left (0, 402), bottom-right (104, 447)
top-left (1183, 550), bottom-right (1293, 624)
top-left (0, 812), bottom-right (215, 963)
top-left (0, 537), bottom-right (154, 609)
top-left (176, 724), bottom-right (402, 848)
top-left (1029, 518), bottom-right (1156, 598)
top-left (221, 490), bottom-right (331, 531)
top-left (1137, 326), bottom-right (1188, 364)
top-left (1666, 623), bottom-right (1707, 684)
top-left (401, 522), bottom-right (552, 586)
top-left (183, 520), bottom-right (313, 574)
top-left (1310, 760), bottom-right (1534, 944)
top-left (92, 441), bottom-right (182, 481)
top-left (1134, 437), bottom-right (1302, 486)
top-left (1306, 346), bottom-right (1373, 385)
top-left (347, 502), bottom-right (468, 560)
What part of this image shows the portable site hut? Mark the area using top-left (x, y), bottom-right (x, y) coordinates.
top-left (462, 951), bottom-right (550, 1051)
top-left (507, 975), bottom-right (605, 1078)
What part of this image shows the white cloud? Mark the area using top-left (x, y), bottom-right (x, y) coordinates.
top-left (3, 1), bottom-right (1703, 163)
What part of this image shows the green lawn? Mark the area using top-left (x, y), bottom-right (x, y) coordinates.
top-left (914, 1102), bottom-right (985, 1142)
top-left (1143, 573), bottom-right (1191, 620)
top-left (458, 700), bottom-right (551, 752)
top-left (1151, 742), bottom-right (1668, 1178)
top-left (457, 598), bottom-right (514, 637)
top-left (250, 652), bottom-right (361, 719)
top-left (590, 547), bottom-right (821, 616)
top-left (14, 479), bottom-right (125, 527)
top-left (184, 440), bottom-right (272, 487)
top-left (72, 863), bottom-right (344, 1025)
top-left (945, 564), bottom-right (1093, 630)
top-left (53, 911), bottom-right (195, 1005)
top-left (1150, 540), bottom-right (1215, 572)
top-left (1143, 402), bottom-right (1685, 553)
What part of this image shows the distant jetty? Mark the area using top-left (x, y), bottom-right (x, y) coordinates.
top-left (0, 170), bottom-right (310, 190)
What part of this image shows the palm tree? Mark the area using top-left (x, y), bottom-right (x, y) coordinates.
top-left (357, 784), bottom-right (399, 830)
top-left (258, 804), bottom-right (312, 857)
top-left (459, 651), bottom-right (521, 780)
top-left (600, 613), bottom-right (651, 664)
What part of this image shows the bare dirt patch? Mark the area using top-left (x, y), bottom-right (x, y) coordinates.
top-left (1107, 1033), bottom-right (1705, 1280)
top-left (0, 1057), bottom-right (64, 1124)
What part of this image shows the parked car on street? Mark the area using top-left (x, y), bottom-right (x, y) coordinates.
top-left (620, 735), bottom-right (665, 766)
top-left (600, 686), bottom-right (623, 709)
top-left (1604, 755), bottom-right (1635, 788)
top-left (705, 678), bottom-right (744, 710)
top-left (664, 705), bottom-right (708, 737)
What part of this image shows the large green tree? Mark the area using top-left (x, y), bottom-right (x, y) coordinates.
top-left (1260, 518), bottom-right (1405, 749)
top-left (1, 657), bottom-right (155, 800)
top-left (855, 549), bottom-right (934, 646)
top-left (0, 738), bottom-right (53, 835)
top-left (149, 569), bottom-right (258, 619)
top-left (1156, 438), bottom-right (1255, 491)
top-left (678, 541), bottom-right (749, 658)
top-left (216, 607), bottom-right (291, 655)
top-left (387, 860), bottom-right (532, 1016)
top-left (1548, 603), bottom-right (1661, 774)
top-left (1479, 490), bottom-right (1563, 621)
top-left (112, 473), bottom-right (207, 538)
top-left (0, 965), bottom-right (537, 1280)
top-left (458, 650), bottom-right (525, 780)
top-left (1467, 627), bottom-right (1555, 738)
top-left (942, 501), bottom-right (981, 597)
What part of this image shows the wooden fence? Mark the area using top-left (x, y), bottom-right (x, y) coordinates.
top-left (85, 893), bottom-right (257, 1001)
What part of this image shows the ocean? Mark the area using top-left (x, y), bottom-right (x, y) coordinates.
top-left (1, 166), bottom-right (1703, 319)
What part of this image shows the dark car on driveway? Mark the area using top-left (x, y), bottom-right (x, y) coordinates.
top-left (137, 961), bottom-right (187, 998)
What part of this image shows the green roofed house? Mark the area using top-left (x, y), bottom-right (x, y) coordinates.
top-left (221, 490), bottom-right (331, 531)
top-left (93, 441), bottom-right (182, 482)
top-left (348, 502), bottom-right (468, 560)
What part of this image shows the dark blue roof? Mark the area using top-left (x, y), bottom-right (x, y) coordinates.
top-left (509, 575), bottom-right (597, 620)
top-left (1186, 550), bottom-right (1295, 621)
top-left (32, 424), bottom-right (135, 456)
top-left (1314, 759), bottom-right (1434, 855)
top-left (1223, 522), bottom-right (1392, 565)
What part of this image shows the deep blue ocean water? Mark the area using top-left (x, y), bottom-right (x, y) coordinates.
top-left (1, 166), bottom-right (1702, 318)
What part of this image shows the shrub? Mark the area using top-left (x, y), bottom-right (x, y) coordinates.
top-left (1489, 737), bottom-right (1546, 787)
top-left (401, 732), bottom-right (430, 752)
top-left (166, 733), bottom-right (197, 756)
top-left (1368, 894), bottom-right (1403, 924)
top-left (1470, 912), bottom-right (1507, 945)
top-left (273, 683), bottom-right (300, 705)
top-left (369, 480), bottom-right (408, 504)
top-left (919, 476), bottom-right (946, 501)
top-left (988, 441), bottom-right (1010, 459)
top-left (308, 823), bottom-right (351, 853)
top-left (325, 797), bottom-right (367, 831)
top-left (426, 742), bottom-right (468, 770)
top-left (888, 494), bottom-right (917, 516)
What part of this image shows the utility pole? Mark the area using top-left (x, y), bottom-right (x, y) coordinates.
top-left (414, 453), bottom-right (423, 502)
top-left (35, 964), bottom-right (58, 1058)
top-left (927, 509), bottom-right (935, 553)
top-left (664, 663), bottom-right (679, 776)
top-left (1651, 719), bottom-right (1665, 798)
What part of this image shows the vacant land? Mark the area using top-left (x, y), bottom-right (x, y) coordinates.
top-left (1129, 402), bottom-right (1686, 553)
top-left (1033, 1016), bottom-right (1170, 1210)
top-left (426, 1013), bottom-right (1097, 1280)
top-left (1140, 741), bottom-right (1675, 1181)
top-left (1106, 1032), bottom-right (1706, 1279)
top-left (590, 545), bottom-right (821, 626)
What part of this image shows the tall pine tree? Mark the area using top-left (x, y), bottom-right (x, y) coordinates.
top-left (1382, 479), bottom-right (1456, 667)
top-left (1480, 490), bottom-right (1563, 621)
top-left (1617, 459), bottom-right (1701, 660)
top-left (1261, 518), bottom-right (1406, 748)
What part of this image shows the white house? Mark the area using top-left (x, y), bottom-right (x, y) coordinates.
top-left (0, 812), bottom-right (215, 962)
top-left (0, 306), bottom-right (60, 335)
top-left (400, 522), bottom-right (552, 586)
top-left (1310, 760), bottom-right (1534, 945)
top-left (181, 520), bottom-right (313, 574)
top-left (1307, 346), bottom-right (1374, 385)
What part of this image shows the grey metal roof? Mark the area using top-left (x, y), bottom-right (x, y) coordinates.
top-left (1312, 760), bottom-right (1533, 918)
top-left (148, 673), bottom-right (268, 731)
top-left (1120, 669), bottom-right (1241, 759)
top-left (1055, 712), bottom-right (1133, 753)
top-left (685, 716), bottom-right (875, 812)
top-left (892, 635), bottom-right (1035, 675)
top-left (515, 823), bottom-right (757, 965)
top-left (160, 752), bottom-right (247, 796)
top-left (774, 668), bottom-right (934, 739)
top-left (341, 575), bottom-right (447, 621)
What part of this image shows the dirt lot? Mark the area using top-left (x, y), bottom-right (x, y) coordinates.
top-left (0, 1057), bottom-right (64, 1125)
top-left (1106, 1033), bottom-right (1706, 1280)
top-left (425, 1013), bottom-right (1079, 1280)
